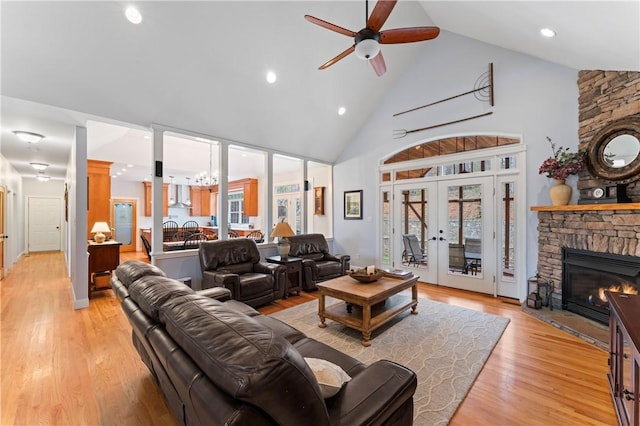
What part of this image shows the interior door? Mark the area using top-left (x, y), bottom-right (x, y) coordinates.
top-left (28, 197), bottom-right (62, 252)
top-left (436, 176), bottom-right (495, 294)
top-left (111, 199), bottom-right (137, 252)
top-left (0, 186), bottom-right (5, 279)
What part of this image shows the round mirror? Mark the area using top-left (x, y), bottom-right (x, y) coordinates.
top-left (587, 117), bottom-right (640, 183)
top-left (603, 134), bottom-right (640, 168)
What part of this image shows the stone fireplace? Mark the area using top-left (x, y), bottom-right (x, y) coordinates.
top-left (534, 206), bottom-right (640, 312)
top-left (532, 70), bottom-right (640, 320)
top-left (562, 248), bottom-right (640, 324)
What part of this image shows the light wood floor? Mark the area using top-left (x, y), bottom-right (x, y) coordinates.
top-left (1, 251), bottom-right (616, 425)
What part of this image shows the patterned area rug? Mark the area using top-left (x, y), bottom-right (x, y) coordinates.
top-left (270, 296), bottom-right (510, 426)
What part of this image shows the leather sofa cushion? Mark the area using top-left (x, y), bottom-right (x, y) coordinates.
top-left (316, 261), bottom-right (342, 277)
top-left (199, 239), bottom-right (260, 270)
top-left (115, 260), bottom-right (166, 287)
top-left (159, 294), bottom-right (331, 426)
top-left (129, 276), bottom-right (194, 322)
top-left (238, 273), bottom-right (275, 298)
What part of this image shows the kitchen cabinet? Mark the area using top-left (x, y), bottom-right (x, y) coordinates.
top-left (189, 186), bottom-right (214, 217)
top-left (87, 159), bottom-right (112, 239)
top-left (226, 178), bottom-right (258, 217)
top-left (143, 182), bottom-right (169, 216)
top-left (608, 291), bottom-right (640, 426)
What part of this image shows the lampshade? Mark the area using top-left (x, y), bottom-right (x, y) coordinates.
top-left (271, 221), bottom-right (295, 258)
top-left (13, 130), bottom-right (45, 143)
top-left (270, 221), bottom-right (295, 238)
top-left (91, 221), bottom-right (111, 243)
top-left (355, 39), bottom-right (380, 60)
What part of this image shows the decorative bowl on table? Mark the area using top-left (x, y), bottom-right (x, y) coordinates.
top-left (347, 268), bottom-right (384, 283)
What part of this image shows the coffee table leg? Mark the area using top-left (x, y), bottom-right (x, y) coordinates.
top-left (318, 293), bottom-right (327, 328)
top-left (411, 284), bottom-right (419, 315)
top-left (361, 304), bottom-right (372, 346)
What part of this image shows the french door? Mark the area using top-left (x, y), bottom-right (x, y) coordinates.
top-left (388, 176), bottom-right (495, 295)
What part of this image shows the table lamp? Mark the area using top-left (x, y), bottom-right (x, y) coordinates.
top-left (270, 220), bottom-right (295, 258)
top-left (91, 221), bottom-right (111, 243)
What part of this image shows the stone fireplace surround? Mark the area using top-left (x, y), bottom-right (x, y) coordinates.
top-left (533, 204), bottom-right (640, 309)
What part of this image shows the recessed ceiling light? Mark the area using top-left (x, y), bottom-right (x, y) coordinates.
top-left (125, 7), bottom-right (142, 24)
top-left (36, 172), bottom-right (50, 182)
top-left (540, 28), bottom-right (556, 38)
top-left (266, 71), bottom-right (277, 84)
top-left (13, 130), bottom-right (45, 143)
top-left (30, 162), bottom-right (49, 171)
top-left (338, 107), bottom-right (346, 116)
top-left (143, 135), bottom-right (151, 139)
top-left (127, 164), bottom-right (133, 168)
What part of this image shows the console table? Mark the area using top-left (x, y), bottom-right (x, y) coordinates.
top-left (607, 291), bottom-right (640, 425)
top-left (88, 240), bottom-right (121, 298)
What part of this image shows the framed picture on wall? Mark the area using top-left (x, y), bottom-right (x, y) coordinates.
top-left (344, 190), bottom-right (363, 220)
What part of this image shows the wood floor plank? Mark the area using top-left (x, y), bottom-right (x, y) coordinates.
top-left (1, 251), bottom-right (617, 425)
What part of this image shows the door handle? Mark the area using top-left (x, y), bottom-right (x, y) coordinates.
top-left (430, 236), bottom-right (437, 241)
top-left (56, 226), bottom-right (60, 229)
top-left (439, 237), bottom-right (447, 241)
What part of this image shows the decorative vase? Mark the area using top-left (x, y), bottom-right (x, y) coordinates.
top-left (549, 179), bottom-right (572, 206)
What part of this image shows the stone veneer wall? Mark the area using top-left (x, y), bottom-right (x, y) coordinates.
top-left (576, 70), bottom-right (640, 198)
top-left (537, 208), bottom-right (640, 307)
top-left (536, 71), bottom-right (640, 306)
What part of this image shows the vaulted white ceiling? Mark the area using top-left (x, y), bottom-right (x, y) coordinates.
top-left (1, 1), bottom-right (638, 182)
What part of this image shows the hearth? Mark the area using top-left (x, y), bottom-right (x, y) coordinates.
top-left (562, 248), bottom-right (639, 324)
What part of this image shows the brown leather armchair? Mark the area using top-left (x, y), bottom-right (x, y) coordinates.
top-left (198, 239), bottom-right (285, 307)
top-left (287, 233), bottom-right (350, 291)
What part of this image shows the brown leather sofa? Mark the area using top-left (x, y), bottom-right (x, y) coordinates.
top-left (287, 233), bottom-right (351, 291)
top-left (112, 260), bottom-right (417, 426)
top-left (198, 238), bottom-right (285, 307)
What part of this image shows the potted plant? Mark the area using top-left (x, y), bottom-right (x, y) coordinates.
top-left (538, 137), bottom-right (586, 205)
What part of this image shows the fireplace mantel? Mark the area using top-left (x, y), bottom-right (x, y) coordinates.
top-left (531, 203), bottom-right (640, 212)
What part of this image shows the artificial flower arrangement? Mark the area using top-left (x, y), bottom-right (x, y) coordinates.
top-left (538, 137), bottom-right (586, 180)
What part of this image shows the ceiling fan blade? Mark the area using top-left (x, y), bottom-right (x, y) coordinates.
top-left (367, 0), bottom-right (397, 33)
top-left (304, 15), bottom-right (356, 37)
top-left (319, 45), bottom-right (356, 70)
top-left (379, 27), bottom-right (440, 44)
top-left (370, 51), bottom-right (387, 76)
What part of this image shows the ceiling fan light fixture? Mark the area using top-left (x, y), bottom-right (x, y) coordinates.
top-left (30, 162), bottom-right (49, 171)
top-left (355, 38), bottom-right (380, 60)
top-left (13, 130), bottom-right (45, 143)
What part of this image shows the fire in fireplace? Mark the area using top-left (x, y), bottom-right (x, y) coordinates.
top-left (562, 248), bottom-right (640, 324)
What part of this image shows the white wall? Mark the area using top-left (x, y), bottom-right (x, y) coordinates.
top-left (332, 31), bottom-right (579, 284)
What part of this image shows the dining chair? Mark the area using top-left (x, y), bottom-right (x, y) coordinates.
top-left (163, 220), bottom-right (179, 242)
top-left (182, 220), bottom-right (200, 236)
top-left (140, 234), bottom-right (152, 261)
top-left (183, 232), bottom-right (209, 250)
top-left (246, 230), bottom-right (264, 243)
top-left (228, 230), bottom-right (240, 239)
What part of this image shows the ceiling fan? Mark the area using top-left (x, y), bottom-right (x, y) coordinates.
top-left (304, 0), bottom-right (440, 77)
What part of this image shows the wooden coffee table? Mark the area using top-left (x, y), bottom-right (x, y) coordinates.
top-left (316, 274), bottom-right (419, 346)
